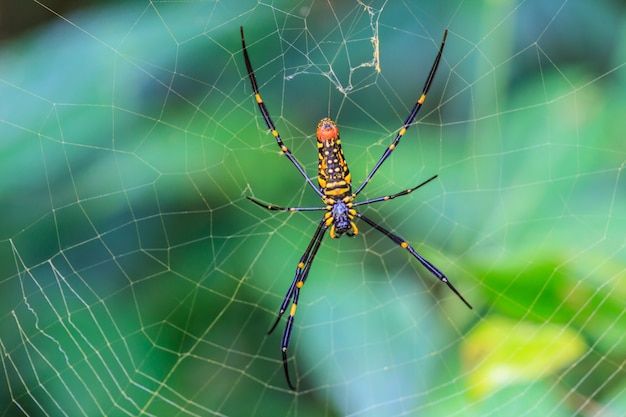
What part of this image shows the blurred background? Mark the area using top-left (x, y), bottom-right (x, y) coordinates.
top-left (1, 0), bottom-right (625, 416)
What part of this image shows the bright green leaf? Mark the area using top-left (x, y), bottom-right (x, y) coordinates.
top-left (462, 316), bottom-right (587, 398)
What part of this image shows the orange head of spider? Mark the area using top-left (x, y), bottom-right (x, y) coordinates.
top-left (316, 118), bottom-right (339, 142)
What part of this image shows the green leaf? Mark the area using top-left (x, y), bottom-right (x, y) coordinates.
top-left (462, 315), bottom-right (587, 398)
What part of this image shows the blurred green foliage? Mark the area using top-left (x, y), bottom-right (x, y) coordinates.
top-left (1, 0), bottom-right (625, 416)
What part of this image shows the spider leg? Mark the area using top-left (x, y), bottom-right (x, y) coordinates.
top-left (267, 217), bottom-right (326, 333)
top-left (241, 27), bottom-right (324, 198)
top-left (247, 196), bottom-right (327, 212)
top-left (352, 175), bottom-right (438, 208)
top-left (353, 30), bottom-right (448, 197)
top-left (355, 212), bottom-right (472, 309)
top-left (267, 217), bottom-right (328, 390)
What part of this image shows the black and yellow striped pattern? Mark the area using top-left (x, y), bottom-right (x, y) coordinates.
top-left (316, 118), bottom-right (352, 199)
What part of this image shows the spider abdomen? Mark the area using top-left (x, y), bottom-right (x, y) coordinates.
top-left (316, 118), bottom-right (352, 199)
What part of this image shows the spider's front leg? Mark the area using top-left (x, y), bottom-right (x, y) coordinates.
top-left (267, 217), bottom-right (328, 390)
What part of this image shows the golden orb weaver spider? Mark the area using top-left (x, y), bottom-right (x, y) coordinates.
top-left (240, 26), bottom-right (472, 390)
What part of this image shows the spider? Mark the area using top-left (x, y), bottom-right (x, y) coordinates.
top-left (240, 26), bottom-right (472, 390)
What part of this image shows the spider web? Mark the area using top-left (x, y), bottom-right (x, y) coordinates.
top-left (1, 0), bottom-right (625, 416)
